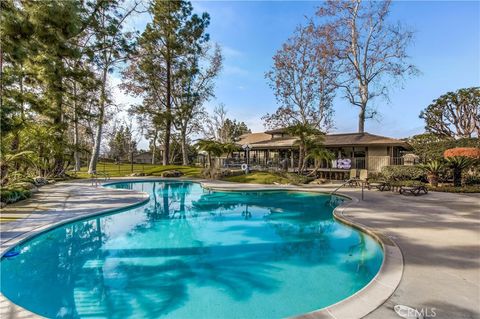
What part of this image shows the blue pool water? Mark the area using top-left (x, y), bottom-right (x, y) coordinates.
top-left (1, 181), bottom-right (383, 318)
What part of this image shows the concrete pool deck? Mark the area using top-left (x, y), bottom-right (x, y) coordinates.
top-left (0, 178), bottom-right (479, 318)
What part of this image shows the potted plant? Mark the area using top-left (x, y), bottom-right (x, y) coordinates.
top-left (419, 160), bottom-right (444, 187)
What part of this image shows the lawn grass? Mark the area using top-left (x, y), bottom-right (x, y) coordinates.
top-left (146, 165), bottom-right (203, 178)
top-left (222, 171), bottom-right (291, 184)
top-left (73, 163), bottom-right (313, 185)
top-left (74, 162), bottom-right (203, 179)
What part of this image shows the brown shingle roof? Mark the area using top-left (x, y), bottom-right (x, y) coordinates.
top-left (236, 132), bottom-right (409, 149)
top-left (264, 128), bottom-right (287, 135)
top-left (237, 132), bottom-right (271, 145)
top-left (249, 137), bottom-right (298, 149)
top-left (323, 133), bottom-right (408, 147)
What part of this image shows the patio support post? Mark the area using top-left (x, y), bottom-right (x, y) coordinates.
top-left (352, 146), bottom-right (355, 169)
top-left (365, 146), bottom-right (368, 170)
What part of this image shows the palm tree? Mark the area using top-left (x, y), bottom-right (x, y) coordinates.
top-left (286, 124), bottom-right (324, 173)
top-left (196, 140), bottom-right (224, 168)
top-left (419, 160), bottom-right (445, 187)
top-left (446, 156), bottom-right (476, 187)
top-left (222, 142), bottom-right (240, 160)
top-left (0, 151), bottom-right (33, 186)
top-left (306, 147), bottom-right (335, 177)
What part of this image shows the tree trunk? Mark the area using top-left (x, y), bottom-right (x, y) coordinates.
top-left (453, 168), bottom-right (462, 187)
top-left (130, 149), bottom-right (133, 173)
top-left (11, 73), bottom-right (23, 167)
top-left (151, 129), bottom-right (157, 165)
top-left (0, 164), bottom-right (9, 186)
top-left (73, 82), bottom-right (81, 171)
top-left (207, 153), bottom-right (212, 168)
top-left (181, 127), bottom-right (188, 166)
top-left (358, 106), bottom-right (366, 133)
top-left (163, 50), bottom-right (172, 166)
top-left (88, 68), bottom-right (108, 174)
top-left (53, 89), bottom-right (64, 176)
top-left (297, 145), bottom-right (304, 173)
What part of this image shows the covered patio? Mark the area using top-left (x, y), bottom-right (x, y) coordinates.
top-left (225, 130), bottom-right (413, 177)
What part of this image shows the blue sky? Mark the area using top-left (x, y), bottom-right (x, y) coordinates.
top-left (118, 1), bottom-right (479, 143)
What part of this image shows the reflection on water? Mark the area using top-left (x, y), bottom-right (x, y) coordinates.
top-left (1, 181), bottom-right (383, 319)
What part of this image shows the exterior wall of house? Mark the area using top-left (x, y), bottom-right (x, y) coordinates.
top-left (134, 153), bottom-right (153, 164)
top-left (368, 146), bottom-right (390, 172)
top-left (368, 146), bottom-right (388, 156)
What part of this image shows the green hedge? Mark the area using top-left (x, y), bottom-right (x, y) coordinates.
top-left (464, 174), bottom-right (480, 186)
top-left (0, 188), bottom-right (32, 204)
top-left (381, 165), bottom-right (425, 181)
top-left (428, 185), bottom-right (480, 193)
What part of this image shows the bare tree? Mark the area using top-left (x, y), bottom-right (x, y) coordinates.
top-left (173, 44), bottom-right (223, 165)
top-left (202, 104), bottom-right (229, 142)
top-left (316, 0), bottom-right (418, 132)
top-left (420, 87), bottom-right (480, 138)
top-left (263, 23), bottom-right (336, 131)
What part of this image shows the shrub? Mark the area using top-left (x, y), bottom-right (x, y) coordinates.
top-left (428, 185), bottom-right (480, 193)
top-left (464, 174), bottom-right (480, 186)
top-left (0, 187), bottom-right (32, 204)
top-left (20, 177), bottom-right (35, 184)
top-left (221, 169), bottom-right (244, 177)
top-left (202, 168), bottom-right (220, 179)
top-left (202, 168), bottom-right (243, 179)
top-left (274, 171), bottom-right (315, 185)
top-left (381, 165), bottom-right (425, 181)
top-left (11, 182), bottom-right (37, 190)
top-left (390, 180), bottom-right (427, 187)
top-left (161, 170), bottom-right (183, 178)
top-left (367, 172), bottom-right (385, 182)
top-left (0, 190), bottom-right (13, 203)
top-left (288, 173), bottom-right (315, 185)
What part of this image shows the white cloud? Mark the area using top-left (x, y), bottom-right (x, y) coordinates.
top-left (222, 45), bottom-right (244, 58)
top-left (223, 65), bottom-right (249, 76)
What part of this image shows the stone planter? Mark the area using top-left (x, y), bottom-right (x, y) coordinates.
top-left (427, 173), bottom-right (439, 187)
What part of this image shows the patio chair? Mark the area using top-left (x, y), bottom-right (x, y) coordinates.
top-left (352, 169), bottom-right (370, 188)
top-left (399, 184), bottom-right (428, 196)
top-left (368, 180), bottom-right (391, 191)
top-left (346, 169), bottom-right (358, 187)
top-left (359, 169), bottom-right (368, 182)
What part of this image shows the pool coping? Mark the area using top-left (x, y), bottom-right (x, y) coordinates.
top-left (0, 178), bottom-right (403, 319)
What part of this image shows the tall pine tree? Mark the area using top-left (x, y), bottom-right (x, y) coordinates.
top-left (124, 0), bottom-right (210, 165)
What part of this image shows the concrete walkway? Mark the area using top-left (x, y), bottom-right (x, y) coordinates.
top-left (0, 178), bottom-right (479, 319)
top-left (1, 180), bottom-right (149, 252)
top-left (342, 189), bottom-right (480, 319)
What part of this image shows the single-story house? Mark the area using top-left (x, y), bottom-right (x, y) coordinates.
top-left (132, 150), bottom-right (164, 164)
top-left (232, 128), bottom-right (413, 173)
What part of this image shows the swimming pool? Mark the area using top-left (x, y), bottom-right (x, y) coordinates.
top-left (1, 181), bottom-right (383, 318)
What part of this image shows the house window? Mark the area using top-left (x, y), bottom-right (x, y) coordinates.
top-left (354, 150), bottom-right (366, 158)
